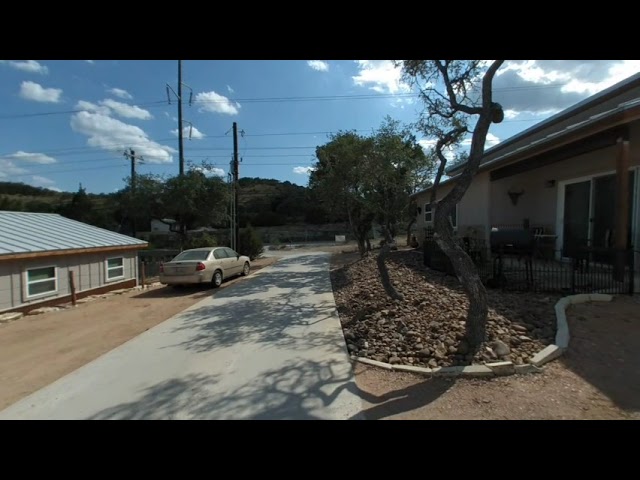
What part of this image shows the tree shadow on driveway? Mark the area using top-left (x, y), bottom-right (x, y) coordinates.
top-left (89, 358), bottom-right (361, 420)
top-left (166, 253), bottom-right (347, 354)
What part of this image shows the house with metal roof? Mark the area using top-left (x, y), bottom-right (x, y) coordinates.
top-left (412, 71), bottom-right (640, 291)
top-left (0, 211), bottom-right (148, 313)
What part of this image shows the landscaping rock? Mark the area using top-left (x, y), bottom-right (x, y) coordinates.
top-left (331, 251), bottom-right (558, 370)
top-left (0, 312), bottom-right (23, 323)
top-left (28, 307), bottom-right (60, 315)
top-left (491, 340), bottom-right (511, 357)
top-left (389, 356), bottom-right (402, 365)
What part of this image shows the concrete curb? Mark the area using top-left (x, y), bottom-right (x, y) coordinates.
top-left (350, 293), bottom-right (614, 378)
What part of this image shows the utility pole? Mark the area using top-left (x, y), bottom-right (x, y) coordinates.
top-left (233, 122), bottom-right (240, 251)
top-left (177, 60), bottom-right (184, 176)
top-left (124, 148), bottom-right (143, 237)
top-left (165, 60), bottom-right (193, 177)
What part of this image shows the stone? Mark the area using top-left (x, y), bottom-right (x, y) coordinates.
top-left (428, 359), bottom-right (438, 368)
top-left (418, 348), bottom-right (431, 358)
top-left (0, 312), bottom-right (23, 323)
top-left (415, 343), bottom-right (424, 350)
top-left (357, 357), bottom-right (393, 370)
top-left (406, 330), bottom-right (419, 337)
top-left (448, 346), bottom-right (457, 353)
top-left (445, 338), bottom-right (456, 347)
top-left (27, 307), bottom-right (60, 315)
top-left (347, 343), bottom-right (358, 353)
top-left (491, 340), bottom-right (511, 357)
top-left (344, 331), bottom-right (356, 341)
top-left (434, 348), bottom-right (447, 360)
top-left (486, 361), bottom-right (515, 376)
top-left (363, 341), bottom-right (369, 349)
top-left (518, 335), bottom-right (532, 342)
top-left (530, 345), bottom-right (564, 367)
top-left (381, 309), bottom-right (390, 316)
top-left (461, 365), bottom-right (494, 377)
top-left (393, 365), bottom-right (432, 375)
top-left (512, 324), bottom-right (528, 333)
top-left (389, 356), bottom-right (402, 365)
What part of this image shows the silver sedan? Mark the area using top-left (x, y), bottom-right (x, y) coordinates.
top-left (159, 247), bottom-right (251, 288)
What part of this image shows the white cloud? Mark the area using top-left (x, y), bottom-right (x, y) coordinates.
top-left (85, 60), bottom-right (95, 64)
top-left (307, 60), bottom-right (329, 72)
top-left (19, 81), bottom-right (63, 103)
top-left (31, 175), bottom-right (56, 186)
top-left (70, 111), bottom-right (175, 164)
top-left (194, 166), bottom-right (225, 177)
top-left (227, 85), bottom-right (235, 94)
top-left (5, 60), bottom-right (48, 74)
top-left (171, 125), bottom-right (205, 139)
top-left (352, 60), bottom-right (410, 94)
top-left (461, 132), bottom-right (501, 148)
top-left (0, 160), bottom-right (29, 178)
top-left (293, 166), bottom-right (315, 175)
top-left (195, 91), bottom-right (241, 115)
top-left (494, 60), bottom-right (640, 116)
top-left (107, 87), bottom-right (133, 100)
top-left (99, 99), bottom-right (152, 120)
top-left (0, 151), bottom-right (56, 164)
top-left (75, 100), bottom-right (111, 115)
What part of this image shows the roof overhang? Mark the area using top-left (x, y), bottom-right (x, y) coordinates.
top-left (411, 98), bottom-right (640, 197)
top-left (0, 243), bottom-right (148, 262)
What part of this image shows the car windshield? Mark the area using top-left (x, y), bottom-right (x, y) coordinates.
top-left (172, 250), bottom-right (211, 261)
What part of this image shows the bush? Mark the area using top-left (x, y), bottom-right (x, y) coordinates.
top-left (184, 233), bottom-right (217, 249)
top-left (238, 224), bottom-right (264, 260)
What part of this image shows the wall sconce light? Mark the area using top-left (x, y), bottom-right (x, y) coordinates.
top-left (545, 179), bottom-right (556, 188)
top-left (507, 187), bottom-right (524, 205)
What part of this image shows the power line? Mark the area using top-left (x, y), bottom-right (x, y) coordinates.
top-left (0, 82), bottom-right (575, 121)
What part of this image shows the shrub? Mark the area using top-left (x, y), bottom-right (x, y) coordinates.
top-left (238, 224), bottom-right (264, 260)
top-left (184, 233), bottom-right (217, 249)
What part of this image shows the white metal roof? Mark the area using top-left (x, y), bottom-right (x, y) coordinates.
top-left (0, 211), bottom-right (147, 257)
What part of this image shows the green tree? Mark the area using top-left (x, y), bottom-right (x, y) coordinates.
top-left (238, 224), bottom-right (264, 260)
top-left (398, 59), bottom-right (505, 349)
top-left (310, 131), bottom-right (376, 257)
top-left (58, 185), bottom-right (95, 223)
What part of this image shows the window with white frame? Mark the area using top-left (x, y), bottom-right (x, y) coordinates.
top-left (424, 203), bottom-right (433, 224)
top-left (25, 266), bottom-right (57, 298)
top-left (425, 202), bottom-right (458, 229)
top-left (106, 257), bottom-right (125, 281)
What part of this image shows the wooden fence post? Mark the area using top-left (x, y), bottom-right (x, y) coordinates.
top-left (141, 262), bottom-right (146, 289)
top-left (69, 271), bottom-right (77, 306)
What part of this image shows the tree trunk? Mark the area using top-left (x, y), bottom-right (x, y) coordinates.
top-left (406, 217), bottom-right (416, 246)
top-left (366, 238), bottom-right (372, 251)
top-left (433, 213), bottom-right (487, 349)
top-left (377, 227), bottom-right (404, 301)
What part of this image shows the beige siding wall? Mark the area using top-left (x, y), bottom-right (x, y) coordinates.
top-left (490, 125), bottom-right (640, 232)
top-left (0, 250), bottom-right (139, 313)
top-left (414, 172), bottom-right (491, 243)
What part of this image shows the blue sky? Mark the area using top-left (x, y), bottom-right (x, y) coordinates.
top-left (1, 60), bottom-right (639, 194)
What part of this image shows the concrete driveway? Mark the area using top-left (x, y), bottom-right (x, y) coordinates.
top-left (0, 252), bottom-right (363, 420)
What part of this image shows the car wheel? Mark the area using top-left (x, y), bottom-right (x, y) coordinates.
top-left (212, 270), bottom-right (223, 288)
top-left (242, 262), bottom-right (250, 276)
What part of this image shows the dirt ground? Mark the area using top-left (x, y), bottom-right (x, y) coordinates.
top-left (330, 250), bottom-right (640, 420)
top-left (0, 256), bottom-right (278, 411)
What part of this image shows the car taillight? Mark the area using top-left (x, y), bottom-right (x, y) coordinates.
top-left (159, 263), bottom-right (164, 273)
top-left (196, 262), bottom-right (206, 271)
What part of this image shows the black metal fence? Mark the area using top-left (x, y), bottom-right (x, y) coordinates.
top-left (424, 237), bottom-right (636, 295)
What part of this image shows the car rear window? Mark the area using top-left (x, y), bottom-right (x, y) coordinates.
top-left (173, 250), bottom-right (211, 261)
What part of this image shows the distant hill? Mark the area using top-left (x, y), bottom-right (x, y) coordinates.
top-left (0, 178), bottom-right (344, 231)
top-left (238, 177), bottom-right (343, 226)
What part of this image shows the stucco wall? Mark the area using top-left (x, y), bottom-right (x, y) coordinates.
top-left (490, 130), bottom-right (640, 232)
top-left (414, 172), bottom-right (491, 243)
top-left (0, 250), bottom-right (139, 313)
